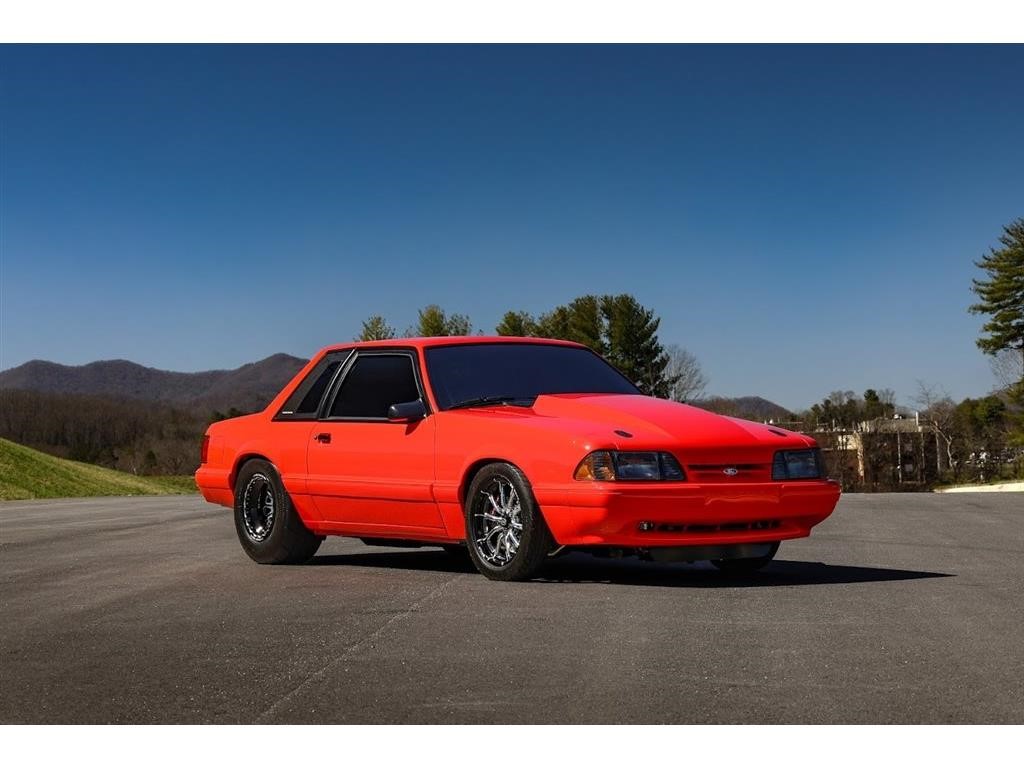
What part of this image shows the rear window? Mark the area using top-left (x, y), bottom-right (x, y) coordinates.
top-left (424, 343), bottom-right (639, 410)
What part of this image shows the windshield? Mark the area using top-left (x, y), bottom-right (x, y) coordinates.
top-left (424, 343), bottom-right (640, 410)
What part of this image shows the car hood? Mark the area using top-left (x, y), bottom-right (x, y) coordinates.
top-left (525, 393), bottom-right (814, 452)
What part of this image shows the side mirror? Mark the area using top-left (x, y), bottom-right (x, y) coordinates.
top-left (387, 399), bottom-right (427, 423)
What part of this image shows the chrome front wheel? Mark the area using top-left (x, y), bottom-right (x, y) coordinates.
top-left (464, 462), bottom-right (554, 581)
top-left (470, 475), bottom-right (524, 567)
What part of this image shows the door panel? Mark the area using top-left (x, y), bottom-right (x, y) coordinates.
top-left (306, 419), bottom-right (441, 529)
top-left (304, 350), bottom-right (441, 531)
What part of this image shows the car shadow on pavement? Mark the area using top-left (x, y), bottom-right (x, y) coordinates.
top-left (309, 550), bottom-right (479, 574)
top-left (308, 549), bottom-right (953, 588)
top-left (537, 557), bottom-right (954, 588)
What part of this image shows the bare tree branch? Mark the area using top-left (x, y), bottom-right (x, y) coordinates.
top-left (990, 348), bottom-right (1024, 391)
top-left (664, 344), bottom-right (708, 403)
top-left (914, 380), bottom-right (958, 473)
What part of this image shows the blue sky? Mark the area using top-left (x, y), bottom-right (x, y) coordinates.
top-left (2, 44), bottom-right (1022, 410)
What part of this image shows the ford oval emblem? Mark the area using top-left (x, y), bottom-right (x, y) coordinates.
top-left (723, 467), bottom-right (739, 476)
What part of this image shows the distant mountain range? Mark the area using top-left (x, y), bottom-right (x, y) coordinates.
top-left (0, 355), bottom-right (795, 421)
top-left (694, 395), bottom-right (796, 422)
top-left (0, 354), bottom-right (308, 414)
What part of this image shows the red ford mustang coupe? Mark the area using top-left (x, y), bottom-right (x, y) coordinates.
top-left (196, 337), bottom-right (840, 581)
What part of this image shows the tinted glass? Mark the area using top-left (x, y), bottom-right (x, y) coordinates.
top-left (296, 360), bottom-right (340, 413)
top-left (425, 343), bottom-right (639, 410)
top-left (329, 354), bottom-right (420, 418)
top-left (278, 350), bottom-right (350, 418)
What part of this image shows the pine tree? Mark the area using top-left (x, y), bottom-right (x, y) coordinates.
top-left (412, 305), bottom-right (448, 336)
top-left (444, 312), bottom-right (473, 336)
top-left (600, 294), bottom-right (673, 397)
top-left (356, 315), bottom-right (396, 341)
top-left (495, 310), bottom-right (538, 336)
top-left (535, 305), bottom-right (572, 340)
top-left (530, 293), bottom-right (673, 396)
top-left (863, 389), bottom-right (884, 420)
top-left (408, 305), bottom-right (473, 337)
top-left (970, 218), bottom-right (1024, 372)
top-left (970, 219), bottom-right (1024, 446)
top-left (566, 295), bottom-right (606, 356)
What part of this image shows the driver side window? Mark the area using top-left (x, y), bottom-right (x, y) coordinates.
top-left (328, 354), bottom-right (420, 419)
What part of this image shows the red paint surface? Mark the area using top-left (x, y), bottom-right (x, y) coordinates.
top-left (196, 337), bottom-right (840, 546)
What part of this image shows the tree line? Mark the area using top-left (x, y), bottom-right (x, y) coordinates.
top-left (0, 389), bottom-right (206, 475)
top-left (1, 217), bottom-right (1019, 487)
top-left (358, 294), bottom-right (707, 402)
top-left (792, 384), bottom-right (1022, 491)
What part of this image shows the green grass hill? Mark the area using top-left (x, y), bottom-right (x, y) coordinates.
top-left (0, 438), bottom-right (196, 501)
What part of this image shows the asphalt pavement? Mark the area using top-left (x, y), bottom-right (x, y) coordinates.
top-left (2, 492), bottom-right (1022, 723)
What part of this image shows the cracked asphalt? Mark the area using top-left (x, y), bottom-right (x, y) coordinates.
top-left (2, 493), bottom-right (1022, 723)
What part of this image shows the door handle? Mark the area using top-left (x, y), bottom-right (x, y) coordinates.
top-left (314, 432), bottom-right (331, 444)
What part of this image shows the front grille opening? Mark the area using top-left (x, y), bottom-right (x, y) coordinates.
top-left (685, 463), bottom-right (772, 482)
top-left (641, 519), bottom-right (782, 534)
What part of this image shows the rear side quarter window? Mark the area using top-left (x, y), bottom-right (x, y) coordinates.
top-left (276, 350), bottom-right (352, 420)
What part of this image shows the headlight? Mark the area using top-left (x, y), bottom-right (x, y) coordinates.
top-left (772, 449), bottom-right (823, 480)
top-left (574, 451), bottom-right (686, 481)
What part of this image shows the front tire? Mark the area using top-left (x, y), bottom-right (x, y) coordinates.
top-left (711, 542), bottom-right (780, 575)
top-left (234, 459), bottom-right (323, 564)
top-left (465, 462), bottom-right (554, 581)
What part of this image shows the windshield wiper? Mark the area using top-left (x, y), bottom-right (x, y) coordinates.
top-left (447, 395), bottom-right (536, 410)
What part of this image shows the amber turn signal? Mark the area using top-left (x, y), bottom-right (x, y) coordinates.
top-left (574, 450), bottom-right (617, 481)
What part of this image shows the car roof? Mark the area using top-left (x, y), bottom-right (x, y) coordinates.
top-left (317, 336), bottom-right (586, 356)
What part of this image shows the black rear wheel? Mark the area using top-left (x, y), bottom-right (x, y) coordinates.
top-left (233, 459), bottom-right (323, 564)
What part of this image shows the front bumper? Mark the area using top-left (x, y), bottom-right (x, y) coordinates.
top-left (533, 479), bottom-right (841, 547)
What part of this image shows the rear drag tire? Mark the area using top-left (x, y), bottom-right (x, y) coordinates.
top-left (233, 459), bottom-right (323, 564)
